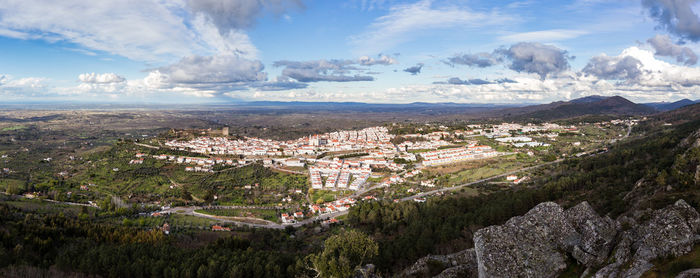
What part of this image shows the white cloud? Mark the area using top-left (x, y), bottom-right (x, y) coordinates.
top-left (498, 29), bottom-right (589, 43)
top-left (350, 0), bottom-right (515, 54)
top-left (0, 0), bottom-right (260, 62)
top-left (78, 73), bottom-right (126, 84)
top-left (0, 74), bottom-right (49, 97)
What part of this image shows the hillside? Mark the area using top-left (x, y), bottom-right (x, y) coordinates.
top-left (497, 95), bottom-right (656, 121)
top-left (348, 103), bottom-right (700, 276)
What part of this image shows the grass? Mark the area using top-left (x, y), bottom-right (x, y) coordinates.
top-left (642, 244), bottom-right (700, 277)
top-left (0, 178), bottom-right (24, 193)
top-left (0, 125), bottom-right (26, 131)
top-left (0, 197), bottom-right (96, 216)
top-left (309, 189), bottom-right (351, 204)
top-left (121, 214), bottom-right (218, 230)
top-left (423, 155), bottom-right (529, 186)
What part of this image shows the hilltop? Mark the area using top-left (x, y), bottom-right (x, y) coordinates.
top-left (498, 95), bottom-right (656, 121)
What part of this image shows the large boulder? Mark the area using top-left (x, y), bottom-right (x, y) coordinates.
top-left (565, 201), bottom-right (618, 267)
top-left (474, 202), bottom-right (578, 278)
top-left (401, 199), bottom-right (700, 278)
top-left (595, 199), bottom-right (700, 277)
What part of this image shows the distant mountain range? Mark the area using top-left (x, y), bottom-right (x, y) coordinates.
top-left (3, 96), bottom-right (697, 121)
top-left (642, 99), bottom-right (699, 111)
top-left (496, 95), bottom-right (658, 121)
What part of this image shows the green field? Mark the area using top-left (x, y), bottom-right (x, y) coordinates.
top-left (0, 125), bottom-right (26, 131)
top-left (309, 189), bottom-right (352, 204)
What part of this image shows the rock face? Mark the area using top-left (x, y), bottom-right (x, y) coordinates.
top-left (595, 199), bottom-right (700, 277)
top-left (474, 202), bottom-right (577, 278)
top-left (402, 249), bottom-right (478, 278)
top-left (676, 268), bottom-right (700, 278)
top-left (402, 199), bottom-right (700, 278)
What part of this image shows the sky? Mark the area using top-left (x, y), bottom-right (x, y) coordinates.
top-left (2, 0), bottom-right (700, 104)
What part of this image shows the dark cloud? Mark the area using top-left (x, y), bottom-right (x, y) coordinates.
top-left (445, 52), bottom-right (500, 67)
top-left (403, 63), bottom-right (424, 75)
top-left (467, 78), bottom-right (492, 85)
top-left (187, 0), bottom-right (303, 33)
top-left (495, 78), bottom-right (518, 84)
top-left (446, 42), bottom-right (571, 79)
top-left (274, 59), bottom-right (374, 82)
top-left (647, 34), bottom-right (698, 65)
top-left (157, 54), bottom-right (266, 85)
top-left (497, 42), bottom-right (572, 79)
top-left (582, 55), bottom-right (644, 80)
top-left (643, 0), bottom-right (700, 42)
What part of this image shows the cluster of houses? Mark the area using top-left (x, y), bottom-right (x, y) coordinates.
top-left (480, 122), bottom-right (565, 137)
top-left (495, 136), bottom-right (551, 148)
top-left (309, 158), bottom-right (373, 190)
top-left (421, 145), bottom-right (499, 166)
top-left (280, 211), bottom-right (305, 224)
top-left (131, 152), bottom-right (245, 172)
top-left (164, 126), bottom-right (395, 157)
top-left (280, 197), bottom-right (367, 224)
top-left (309, 197), bottom-right (359, 215)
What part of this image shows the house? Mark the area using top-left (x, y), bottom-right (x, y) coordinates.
top-left (507, 175), bottom-right (518, 181)
top-left (284, 159), bottom-right (305, 167)
top-left (162, 223), bottom-right (170, 235)
top-left (514, 176), bottom-right (530, 184)
top-left (322, 218), bottom-right (339, 226)
top-left (212, 225), bottom-right (231, 231)
top-left (294, 212), bottom-right (304, 218)
top-left (413, 197), bottom-right (426, 203)
top-left (281, 213), bottom-right (296, 223)
top-left (421, 180), bottom-right (435, 187)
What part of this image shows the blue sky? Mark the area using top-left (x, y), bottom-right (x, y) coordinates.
top-left (1, 0), bottom-right (700, 104)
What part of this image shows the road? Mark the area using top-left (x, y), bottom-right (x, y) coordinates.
top-left (162, 205), bottom-right (286, 229)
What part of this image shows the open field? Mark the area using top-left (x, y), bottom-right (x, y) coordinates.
top-left (195, 208), bottom-right (280, 223)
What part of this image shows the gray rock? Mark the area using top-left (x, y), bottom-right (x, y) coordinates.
top-left (474, 202), bottom-right (577, 278)
top-left (676, 268), bottom-right (700, 278)
top-left (595, 199), bottom-right (700, 278)
top-left (565, 201), bottom-right (618, 267)
top-left (402, 249), bottom-right (477, 278)
top-left (402, 199), bottom-right (700, 278)
top-left (633, 200), bottom-right (699, 261)
top-left (354, 264), bottom-right (380, 278)
top-left (433, 264), bottom-right (478, 278)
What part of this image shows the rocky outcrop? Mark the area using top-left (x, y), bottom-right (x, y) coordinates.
top-left (402, 249), bottom-right (477, 278)
top-left (595, 199), bottom-right (700, 277)
top-left (676, 268), bottom-right (700, 278)
top-left (474, 202), bottom-right (577, 278)
top-left (402, 200), bottom-right (700, 278)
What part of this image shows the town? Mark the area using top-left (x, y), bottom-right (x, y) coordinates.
top-left (111, 119), bottom-right (635, 227)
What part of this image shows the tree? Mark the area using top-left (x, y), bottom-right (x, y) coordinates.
top-left (310, 230), bottom-right (378, 278)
